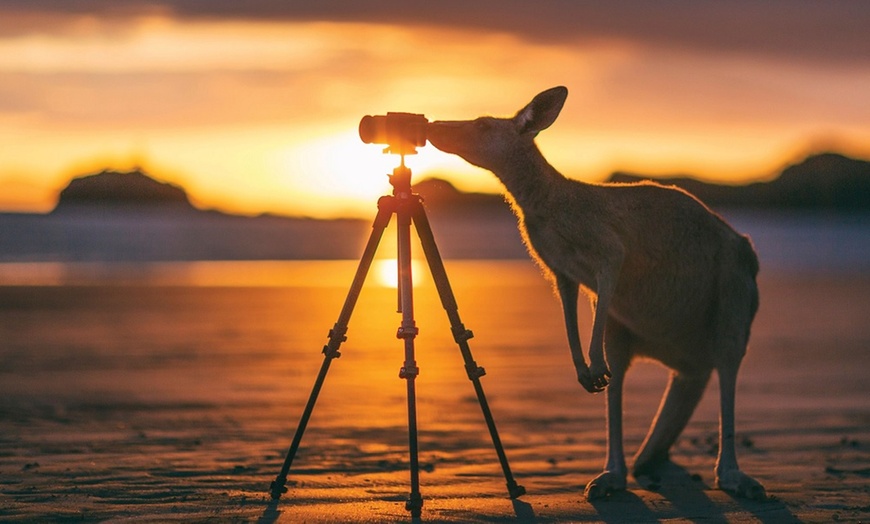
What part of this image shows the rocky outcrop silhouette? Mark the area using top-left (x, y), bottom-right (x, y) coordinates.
top-left (52, 169), bottom-right (194, 213)
top-left (608, 153), bottom-right (870, 211)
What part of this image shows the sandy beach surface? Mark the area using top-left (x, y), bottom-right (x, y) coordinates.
top-left (1, 261), bottom-right (868, 523)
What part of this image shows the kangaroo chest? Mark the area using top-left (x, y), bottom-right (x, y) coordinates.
top-left (521, 214), bottom-right (603, 289)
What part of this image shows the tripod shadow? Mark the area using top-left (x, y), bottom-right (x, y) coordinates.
top-left (257, 500), bottom-right (281, 524)
top-left (259, 496), bottom-right (534, 523)
top-left (511, 497), bottom-right (537, 522)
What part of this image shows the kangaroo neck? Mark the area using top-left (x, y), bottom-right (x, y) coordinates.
top-left (493, 141), bottom-right (565, 211)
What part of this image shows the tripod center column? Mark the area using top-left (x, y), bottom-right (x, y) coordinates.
top-left (393, 162), bottom-right (424, 516)
top-left (395, 194), bottom-right (420, 379)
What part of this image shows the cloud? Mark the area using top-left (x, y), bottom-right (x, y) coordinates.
top-left (2, 0), bottom-right (869, 66)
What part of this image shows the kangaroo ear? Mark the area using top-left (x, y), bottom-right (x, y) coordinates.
top-left (513, 86), bottom-right (568, 135)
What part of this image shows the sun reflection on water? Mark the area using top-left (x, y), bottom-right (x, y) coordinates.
top-left (372, 258), bottom-right (427, 289)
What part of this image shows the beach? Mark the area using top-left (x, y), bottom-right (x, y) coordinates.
top-left (1, 260), bottom-right (868, 523)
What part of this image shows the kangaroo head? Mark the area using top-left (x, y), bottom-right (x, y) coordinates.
top-left (427, 86), bottom-right (568, 171)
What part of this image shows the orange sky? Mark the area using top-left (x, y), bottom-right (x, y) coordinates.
top-left (1, 2), bottom-right (869, 218)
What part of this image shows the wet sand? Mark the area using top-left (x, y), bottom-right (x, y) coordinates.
top-left (1, 262), bottom-right (868, 522)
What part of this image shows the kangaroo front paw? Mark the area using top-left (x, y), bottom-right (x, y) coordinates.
top-left (589, 361), bottom-right (611, 390)
top-left (716, 469), bottom-right (766, 501)
top-left (577, 368), bottom-right (606, 393)
top-left (584, 470), bottom-right (626, 500)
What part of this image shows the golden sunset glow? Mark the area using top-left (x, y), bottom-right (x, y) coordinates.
top-left (1, 5), bottom-right (868, 217)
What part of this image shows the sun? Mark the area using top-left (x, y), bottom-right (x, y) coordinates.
top-left (273, 126), bottom-right (477, 218)
top-left (304, 130), bottom-right (397, 198)
top-left (273, 129), bottom-right (397, 217)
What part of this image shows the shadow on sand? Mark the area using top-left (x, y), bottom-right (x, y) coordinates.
top-left (590, 462), bottom-right (799, 524)
top-left (257, 500), bottom-right (281, 524)
top-left (255, 466), bottom-right (800, 523)
top-left (511, 497), bottom-right (537, 522)
top-left (728, 490), bottom-right (800, 524)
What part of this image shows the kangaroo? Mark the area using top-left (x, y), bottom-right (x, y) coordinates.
top-left (426, 86), bottom-right (766, 501)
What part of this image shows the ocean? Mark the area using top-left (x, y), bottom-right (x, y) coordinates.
top-left (1, 211), bottom-right (869, 286)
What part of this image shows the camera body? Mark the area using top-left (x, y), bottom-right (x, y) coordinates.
top-left (359, 112), bottom-right (428, 155)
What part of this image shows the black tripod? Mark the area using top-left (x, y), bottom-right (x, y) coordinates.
top-left (269, 155), bottom-right (525, 518)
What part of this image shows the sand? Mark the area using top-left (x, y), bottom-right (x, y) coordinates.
top-left (1, 263), bottom-right (868, 523)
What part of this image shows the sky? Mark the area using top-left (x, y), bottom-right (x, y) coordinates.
top-left (1, 1), bottom-right (869, 218)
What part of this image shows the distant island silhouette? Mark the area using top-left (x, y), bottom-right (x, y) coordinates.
top-left (1, 152), bottom-right (867, 262)
top-left (608, 152), bottom-right (870, 211)
top-left (48, 152), bottom-right (870, 216)
top-left (53, 169), bottom-right (194, 213)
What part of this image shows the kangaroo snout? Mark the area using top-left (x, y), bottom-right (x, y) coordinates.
top-left (426, 121), bottom-right (465, 154)
top-left (427, 120), bottom-right (490, 169)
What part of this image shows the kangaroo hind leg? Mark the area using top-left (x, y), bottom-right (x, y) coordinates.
top-left (713, 250), bottom-right (765, 500)
top-left (715, 358), bottom-right (765, 500)
top-left (633, 367), bottom-right (711, 477)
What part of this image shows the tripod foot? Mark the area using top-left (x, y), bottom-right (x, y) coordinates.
top-left (269, 476), bottom-right (289, 500)
top-left (405, 491), bottom-right (423, 518)
top-left (507, 481), bottom-right (526, 499)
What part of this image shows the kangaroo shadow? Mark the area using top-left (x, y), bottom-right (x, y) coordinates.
top-left (591, 462), bottom-right (730, 524)
top-left (636, 462), bottom-right (732, 524)
top-left (727, 488), bottom-right (800, 524)
top-left (599, 462), bottom-right (799, 524)
top-left (590, 489), bottom-right (661, 524)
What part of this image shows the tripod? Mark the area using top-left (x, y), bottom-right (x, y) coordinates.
top-left (269, 155), bottom-right (525, 518)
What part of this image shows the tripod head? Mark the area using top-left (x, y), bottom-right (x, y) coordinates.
top-left (359, 112), bottom-right (428, 194)
top-left (359, 112), bottom-right (428, 157)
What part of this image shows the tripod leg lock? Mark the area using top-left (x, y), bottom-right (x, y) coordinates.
top-left (396, 323), bottom-right (419, 340)
top-left (451, 325), bottom-right (474, 343)
top-left (405, 491), bottom-right (424, 516)
top-left (399, 363), bottom-right (420, 379)
top-left (322, 325), bottom-right (348, 359)
top-left (269, 476), bottom-right (289, 500)
top-left (507, 480), bottom-right (526, 499)
top-left (465, 362), bottom-right (486, 380)
top-left (321, 344), bottom-right (341, 359)
top-left (328, 325), bottom-right (348, 343)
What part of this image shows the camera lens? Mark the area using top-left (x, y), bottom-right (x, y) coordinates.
top-left (358, 115), bottom-right (385, 145)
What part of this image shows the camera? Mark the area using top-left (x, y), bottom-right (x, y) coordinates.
top-left (359, 112), bottom-right (428, 154)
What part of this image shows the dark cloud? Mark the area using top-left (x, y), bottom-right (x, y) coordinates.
top-left (2, 0), bottom-right (869, 66)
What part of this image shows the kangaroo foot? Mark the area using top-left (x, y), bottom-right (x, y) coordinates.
top-left (716, 469), bottom-right (766, 501)
top-left (584, 470), bottom-right (626, 500)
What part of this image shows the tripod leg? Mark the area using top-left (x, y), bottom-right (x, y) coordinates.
top-left (270, 197), bottom-right (395, 500)
top-left (411, 200), bottom-right (526, 499)
top-left (396, 199), bottom-right (424, 518)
